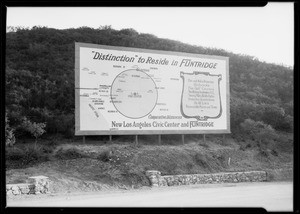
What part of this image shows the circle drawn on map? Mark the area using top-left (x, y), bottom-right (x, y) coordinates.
top-left (110, 69), bottom-right (158, 119)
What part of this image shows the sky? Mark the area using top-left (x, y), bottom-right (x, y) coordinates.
top-left (6, 3), bottom-right (294, 67)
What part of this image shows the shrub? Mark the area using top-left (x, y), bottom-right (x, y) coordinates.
top-left (261, 104), bottom-right (287, 131)
top-left (240, 119), bottom-right (278, 145)
top-left (6, 145), bottom-right (49, 169)
top-left (198, 142), bottom-right (209, 148)
top-left (258, 149), bottom-right (269, 158)
top-left (271, 149), bottom-right (278, 156)
top-left (240, 142), bottom-right (253, 151)
top-left (5, 113), bottom-right (16, 147)
top-left (23, 145), bottom-right (49, 163)
top-left (44, 139), bottom-right (59, 147)
top-left (41, 145), bottom-right (54, 154)
top-left (54, 148), bottom-right (87, 160)
top-left (279, 115), bottom-right (293, 132)
top-left (6, 148), bottom-right (25, 161)
top-left (194, 153), bottom-right (211, 170)
top-left (43, 113), bottom-right (75, 138)
top-left (20, 117), bottom-right (46, 148)
top-left (97, 150), bottom-right (113, 162)
top-left (216, 154), bottom-right (226, 164)
top-left (125, 169), bottom-right (151, 188)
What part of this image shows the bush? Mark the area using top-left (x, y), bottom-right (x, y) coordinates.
top-left (6, 148), bottom-right (26, 161)
top-left (278, 115), bottom-right (293, 132)
top-left (245, 143), bottom-right (252, 149)
top-left (198, 142), bottom-right (209, 148)
top-left (6, 145), bottom-right (49, 169)
top-left (271, 149), bottom-right (278, 156)
top-left (41, 145), bottom-right (54, 154)
top-left (240, 119), bottom-right (278, 145)
top-left (194, 153), bottom-right (211, 171)
top-left (97, 150), bottom-right (113, 162)
top-left (5, 113), bottom-right (16, 147)
top-left (51, 113), bottom-right (74, 138)
top-left (20, 117), bottom-right (46, 147)
top-left (44, 139), bottom-right (59, 147)
top-left (23, 145), bottom-right (49, 163)
top-left (258, 149), bottom-right (269, 158)
top-left (261, 104), bottom-right (287, 131)
top-left (216, 154), bottom-right (226, 166)
top-left (54, 148), bottom-right (87, 160)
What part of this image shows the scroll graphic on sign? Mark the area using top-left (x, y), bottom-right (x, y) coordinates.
top-left (110, 69), bottom-right (158, 119)
top-left (180, 72), bottom-right (222, 121)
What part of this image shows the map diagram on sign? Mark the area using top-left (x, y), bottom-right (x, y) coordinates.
top-left (110, 69), bottom-right (158, 119)
top-left (180, 71), bottom-right (222, 121)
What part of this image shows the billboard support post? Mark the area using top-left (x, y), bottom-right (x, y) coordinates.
top-left (135, 135), bottom-right (138, 146)
top-left (182, 134), bottom-right (185, 145)
top-left (109, 135), bottom-right (112, 143)
top-left (83, 136), bottom-right (85, 144)
top-left (203, 134), bottom-right (206, 142)
top-left (158, 135), bottom-right (161, 145)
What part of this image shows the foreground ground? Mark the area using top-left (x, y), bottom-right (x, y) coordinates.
top-left (7, 181), bottom-right (293, 211)
top-left (6, 134), bottom-right (293, 194)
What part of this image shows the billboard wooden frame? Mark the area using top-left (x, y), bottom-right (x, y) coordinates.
top-left (75, 42), bottom-right (230, 135)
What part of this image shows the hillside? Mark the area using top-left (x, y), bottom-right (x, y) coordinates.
top-left (5, 26), bottom-right (293, 140)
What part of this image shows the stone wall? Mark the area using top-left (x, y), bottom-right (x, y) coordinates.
top-left (6, 183), bottom-right (35, 195)
top-left (146, 170), bottom-right (267, 187)
top-left (6, 176), bottom-right (50, 196)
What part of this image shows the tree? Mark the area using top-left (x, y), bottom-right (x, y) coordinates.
top-left (261, 104), bottom-right (287, 131)
top-left (240, 119), bottom-right (278, 146)
top-left (5, 113), bottom-right (16, 147)
top-left (21, 117), bottom-right (46, 148)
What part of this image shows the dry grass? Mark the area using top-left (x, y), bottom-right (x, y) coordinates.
top-left (6, 135), bottom-right (293, 193)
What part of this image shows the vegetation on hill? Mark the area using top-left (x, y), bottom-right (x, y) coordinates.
top-left (5, 25), bottom-right (293, 143)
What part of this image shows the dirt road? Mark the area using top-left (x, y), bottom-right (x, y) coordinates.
top-left (7, 181), bottom-right (293, 211)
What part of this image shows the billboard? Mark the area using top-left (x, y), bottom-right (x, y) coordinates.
top-left (75, 42), bottom-right (230, 135)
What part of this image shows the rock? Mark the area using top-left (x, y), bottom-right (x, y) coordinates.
top-left (28, 184), bottom-right (35, 194)
top-left (28, 175), bottom-right (50, 194)
top-left (145, 170), bottom-right (161, 177)
top-left (11, 186), bottom-right (20, 195)
top-left (6, 189), bottom-right (13, 195)
top-left (19, 185), bottom-right (30, 194)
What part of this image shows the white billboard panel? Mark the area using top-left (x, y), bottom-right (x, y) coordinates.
top-left (75, 42), bottom-right (230, 135)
